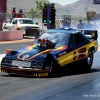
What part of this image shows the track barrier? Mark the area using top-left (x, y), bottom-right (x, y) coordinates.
top-left (0, 30), bottom-right (23, 41)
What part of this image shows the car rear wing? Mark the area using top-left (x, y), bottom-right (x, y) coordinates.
top-left (83, 30), bottom-right (98, 40)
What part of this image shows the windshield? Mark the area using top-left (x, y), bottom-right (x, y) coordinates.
top-left (19, 19), bottom-right (34, 24)
top-left (34, 32), bottom-right (70, 47)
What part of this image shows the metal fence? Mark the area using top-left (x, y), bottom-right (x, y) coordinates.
top-left (56, 14), bottom-right (87, 28)
top-left (5, 13), bottom-right (87, 30)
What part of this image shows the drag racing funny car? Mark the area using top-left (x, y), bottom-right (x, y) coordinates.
top-left (0, 28), bottom-right (98, 77)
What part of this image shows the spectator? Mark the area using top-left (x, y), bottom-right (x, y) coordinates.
top-left (9, 14), bottom-right (13, 22)
top-left (11, 7), bottom-right (16, 18)
top-left (83, 21), bottom-right (86, 29)
top-left (93, 21), bottom-right (97, 29)
top-left (77, 19), bottom-right (84, 29)
top-left (63, 21), bottom-right (70, 28)
top-left (36, 22), bottom-right (38, 25)
top-left (18, 9), bottom-right (25, 18)
top-left (86, 20), bottom-right (93, 29)
top-left (59, 20), bottom-right (63, 28)
top-left (19, 9), bottom-right (23, 13)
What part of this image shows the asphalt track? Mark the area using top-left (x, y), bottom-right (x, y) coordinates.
top-left (0, 39), bottom-right (100, 100)
top-left (0, 52), bottom-right (100, 100)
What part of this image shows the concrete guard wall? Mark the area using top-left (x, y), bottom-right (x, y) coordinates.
top-left (0, 30), bottom-right (23, 41)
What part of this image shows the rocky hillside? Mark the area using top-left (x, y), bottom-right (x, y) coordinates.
top-left (7, 0), bottom-right (36, 13)
top-left (7, 0), bottom-right (100, 16)
top-left (64, 0), bottom-right (100, 15)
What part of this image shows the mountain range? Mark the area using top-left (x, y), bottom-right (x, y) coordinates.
top-left (7, 0), bottom-right (100, 17)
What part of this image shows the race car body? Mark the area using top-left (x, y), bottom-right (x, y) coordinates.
top-left (0, 28), bottom-right (98, 77)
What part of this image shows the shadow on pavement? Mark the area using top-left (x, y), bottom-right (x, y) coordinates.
top-left (61, 67), bottom-right (100, 77)
top-left (1, 67), bottom-right (100, 78)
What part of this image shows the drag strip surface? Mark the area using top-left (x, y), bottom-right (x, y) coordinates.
top-left (0, 52), bottom-right (100, 100)
top-left (0, 42), bottom-right (100, 100)
top-left (0, 41), bottom-right (32, 54)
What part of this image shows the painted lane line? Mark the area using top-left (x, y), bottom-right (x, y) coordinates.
top-left (0, 54), bottom-right (6, 63)
top-left (0, 54), bottom-right (6, 72)
top-left (98, 47), bottom-right (100, 51)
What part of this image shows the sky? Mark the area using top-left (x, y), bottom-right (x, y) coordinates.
top-left (49, 0), bottom-right (79, 5)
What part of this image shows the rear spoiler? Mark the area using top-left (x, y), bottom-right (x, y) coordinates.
top-left (83, 30), bottom-right (98, 40)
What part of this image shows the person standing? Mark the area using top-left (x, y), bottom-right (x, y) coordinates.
top-left (17, 9), bottom-right (25, 18)
top-left (11, 7), bottom-right (16, 18)
top-left (63, 20), bottom-right (70, 28)
top-left (59, 20), bottom-right (63, 28)
top-left (19, 9), bottom-right (23, 13)
top-left (77, 19), bottom-right (84, 29)
top-left (92, 21), bottom-right (97, 30)
top-left (86, 20), bottom-right (93, 29)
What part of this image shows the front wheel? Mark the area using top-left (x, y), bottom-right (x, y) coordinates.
top-left (48, 61), bottom-right (60, 77)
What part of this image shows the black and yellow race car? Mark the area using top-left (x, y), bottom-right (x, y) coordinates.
top-left (0, 28), bottom-right (98, 77)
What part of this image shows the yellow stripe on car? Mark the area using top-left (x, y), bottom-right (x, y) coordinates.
top-left (57, 43), bottom-right (96, 67)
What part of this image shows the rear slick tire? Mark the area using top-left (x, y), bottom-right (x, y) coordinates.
top-left (83, 51), bottom-right (93, 71)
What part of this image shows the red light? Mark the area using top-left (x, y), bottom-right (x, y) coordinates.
top-left (50, 13), bottom-right (52, 15)
top-left (50, 24), bottom-right (52, 27)
top-left (43, 15), bottom-right (46, 18)
top-left (44, 9), bottom-right (47, 12)
top-left (50, 15), bottom-right (52, 19)
top-left (50, 9), bottom-right (53, 20)
top-left (43, 9), bottom-right (47, 19)
top-left (44, 23), bottom-right (47, 26)
top-left (50, 9), bottom-right (52, 12)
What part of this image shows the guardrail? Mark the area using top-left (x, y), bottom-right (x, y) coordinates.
top-left (0, 30), bottom-right (23, 41)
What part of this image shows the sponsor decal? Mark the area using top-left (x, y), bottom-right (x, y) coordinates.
top-left (58, 51), bottom-right (67, 57)
top-left (78, 47), bottom-right (86, 59)
top-left (73, 47), bottom-right (87, 60)
top-left (22, 54), bottom-right (30, 60)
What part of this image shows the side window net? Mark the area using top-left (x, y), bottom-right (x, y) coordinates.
top-left (69, 35), bottom-right (76, 47)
